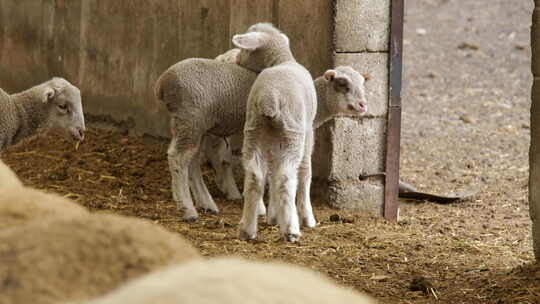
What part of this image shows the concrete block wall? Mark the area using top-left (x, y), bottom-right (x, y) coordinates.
top-left (313, 0), bottom-right (391, 215)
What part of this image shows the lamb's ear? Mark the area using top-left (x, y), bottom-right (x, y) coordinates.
top-left (362, 74), bottom-right (373, 82)
top-left (324, 69), bottom-right (337, 81)
top-left (43, 87), bottom-right (55, 103)
top-left (232, 32), bottom-right (263, 51)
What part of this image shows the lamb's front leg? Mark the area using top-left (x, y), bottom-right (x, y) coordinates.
top-left (167, 138), bottom-right (199, 221)
top-left (297, 130), bottom-right (317, 228)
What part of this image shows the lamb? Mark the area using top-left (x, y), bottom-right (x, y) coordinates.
top-left (154, 49), bottom-right (260, 221)
top-left (71, 257), bottom-right (377, 304)
top-left (0, 77), bottom-right (86, 152)
top-left (0, 213), bottom-right (201, 304)
top-left (232, 23), bottom-right (369, 242)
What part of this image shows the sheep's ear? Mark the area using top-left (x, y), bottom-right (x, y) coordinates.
top-left (232, 32), bottom-right (263, 51)
top-left (43, 87), bottom-right (55, 103)
top-left (362, 73), bottom-right (372, 82)
top-left (324, 69), bottom-right (337, 81)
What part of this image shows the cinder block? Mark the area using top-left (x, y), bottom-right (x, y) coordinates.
top-left (328, 117), bottom-right (386, 181)
top-left (327, 177), bottom-right (384, 215)
top-left (335, 0), bottom-right (390, 52)
top-left (312, 120), bottom-right (332, 181)
top-left (335, 53), bottom-right (388, 117)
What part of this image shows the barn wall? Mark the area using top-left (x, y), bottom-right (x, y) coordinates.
top-left (0, 0), bottom-right (333, 137)
top-left (530, 0), bottom-right (540, 260)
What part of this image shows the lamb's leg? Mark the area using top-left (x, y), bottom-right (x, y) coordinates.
top-left (272, 159), bottom-right (301, 242)
top-left (238, 149), bottom-right (266, 240)
top-left (297, 129), bottom-right (317, 228)
top-left (204, 136), bottom-right (242, 200)
top-left (266, 182), bottom-right (278, 225)
top-left (167, 137), bottom-right (199, 221)
top-left (189, 149), bottom-right (220, 214)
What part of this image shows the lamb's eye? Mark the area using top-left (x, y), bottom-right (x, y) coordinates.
top-left (58, 104), bottom-right (67, 110)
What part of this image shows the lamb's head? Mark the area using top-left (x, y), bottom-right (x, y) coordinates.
top-left (215, 48), bottom-right (241, 63)
top-left (43, 78), bottom-right (86, 142)
top-left (232, 23), bottom-right (293, 72)
top-left (322, 66), bottom-right (371, 117)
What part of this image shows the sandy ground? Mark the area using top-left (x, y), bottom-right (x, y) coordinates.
top-left (1, 0), bottom-right (539, 303)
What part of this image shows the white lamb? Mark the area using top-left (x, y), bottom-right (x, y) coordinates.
top-left (0, 77), bottom-right (85, 151)
top-left (154, 50), bottom-right (258, 221)
top-left (73, 257), bottom-right (377, 304)
top-left (232, 23), bottom-right (369, 242)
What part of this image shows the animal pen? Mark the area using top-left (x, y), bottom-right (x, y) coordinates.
top-left (1, 0), bottom-right (539, 303)
top-left (0, 0), bottom-right (404, 220)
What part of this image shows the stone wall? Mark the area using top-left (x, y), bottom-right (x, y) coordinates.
top-left (312, 0), bottom-right (391, 215)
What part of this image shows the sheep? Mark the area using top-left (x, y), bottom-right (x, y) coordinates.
top-left (154, 49), bottom-right (261, 221)
top-left (0, 160), bottom-right (22, 189)
top-left (0, 213), bottom-right (201, 304)
top-left (0, 77), bottom-right (86, 152)
top-left (232, 23), bottom-right (369, 242)
top-left (72, 257), bottom-right (377, 304)
top-left (0, 159), bottom-right (88, 230)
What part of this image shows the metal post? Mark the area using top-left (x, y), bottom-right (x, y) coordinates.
top-left (384, 0), bottom-right (404, 221)
top-left (530, 0), bottom-right (540, 260)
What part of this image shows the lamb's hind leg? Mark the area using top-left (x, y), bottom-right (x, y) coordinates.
top-left (272, 159), bottom-right (302, 242)
top-left (189, 148), bottom-right (219, 214)
top-left (238, 149), bottom-right (266, 240)
top-left (168, 137), bottom-right (199, 221)
top-left (297, 129), bottom-right (317, 228)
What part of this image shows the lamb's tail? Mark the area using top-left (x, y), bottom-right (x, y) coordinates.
top-left (153, 76), bottom-right (165, 103)
top-left (259, 92), bottom-right (285, 130)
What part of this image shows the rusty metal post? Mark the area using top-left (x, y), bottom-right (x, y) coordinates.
top-left (530, 0), bottom-right (540, 260)
top-left (384, 0), bottom-right (404, 221)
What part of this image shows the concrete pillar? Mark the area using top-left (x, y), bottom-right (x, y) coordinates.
top-left (312, 0), bottom-right (391, 216)
top-left (530, 0), bottom-right (540, 260)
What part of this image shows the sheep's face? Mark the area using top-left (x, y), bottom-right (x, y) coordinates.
top-left (44, 79), bottom-right (86, 142)
top-left (324, 67), bottom-right (370, 117)
top-left (232, 28), bottom-right (291, 72)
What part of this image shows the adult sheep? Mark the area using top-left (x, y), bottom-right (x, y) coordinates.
top-left (72, 257), bottom-right (377, 304)
top-left (0, 213), bottom-right (201, 304)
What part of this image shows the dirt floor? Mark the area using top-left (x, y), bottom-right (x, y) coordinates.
top-left (2, 0), bottom-right (539, 303)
